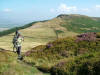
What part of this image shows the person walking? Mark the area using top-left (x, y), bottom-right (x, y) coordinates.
top-left (16, 33), bottom-right (24, 60)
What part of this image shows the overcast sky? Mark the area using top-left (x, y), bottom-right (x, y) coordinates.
top-left (0, 0), bottom-right (100, 27)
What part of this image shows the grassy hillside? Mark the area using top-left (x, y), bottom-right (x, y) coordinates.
top-left (1, 14), bottom-right (100, 75)
top-left (0, 48), bottom-right (50, 75)
top-left (0, 15), bottom-right (77, 51)
top-left (0, 14), bottom-right (100, 52)
top-left (23, 32), bottom-right (100, 75)
top-left (1, 32), bottom-right (100, 75)
top-left (59, 14), bottom-right (100, 33)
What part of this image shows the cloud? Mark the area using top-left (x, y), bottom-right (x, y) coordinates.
top-left (50, 3), bottom-right (77, 14)
top-left (50, 3), bottom-right (91, 14)
top-left (3, 8), bottom-right (12, 12)
top-left (96, 5), bottom-right (100, 8)
top-left (57, 3), bottom-right (77, 12)
top-left (94, 5), bottom-right (100, 11)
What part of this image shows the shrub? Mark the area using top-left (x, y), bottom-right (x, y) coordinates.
top-left (96, 32), bottom-right (100, 38)
top-left (55, 30), bottom-right (64, 34)
top-left (76, 32), bottom-right (96, 42)
top-left (51, 52), bottom-right (100, 75)
top-left (24, 32), bottom-right (100, 75)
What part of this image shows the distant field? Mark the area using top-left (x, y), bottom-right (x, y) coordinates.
top-left (0, 28), bottom-right (8, 31)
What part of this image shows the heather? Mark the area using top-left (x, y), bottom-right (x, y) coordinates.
top-left (24, 32), bottom-right (100, 75)
top-left (51, 52), bottom-right (100, 75)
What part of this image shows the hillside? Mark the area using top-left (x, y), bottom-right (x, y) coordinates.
top-left (0, 48), bottom-right (50, 75)
top-left (0, 32), bottom-right (100, 75)
top-left (0, 14), bottom-right (100, 52)
top-left (24, 32), bottom-right (100, 75)
top-left (57, 14), bottom-right (100, 33)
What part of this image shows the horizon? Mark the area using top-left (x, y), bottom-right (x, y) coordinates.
top-left (0, 0), bottom-right (100, 28)
top-left (0, 13), bottom-right (99, 28)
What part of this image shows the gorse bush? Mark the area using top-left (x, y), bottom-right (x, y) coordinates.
top-left (96, 32), bottom-right (100, 38)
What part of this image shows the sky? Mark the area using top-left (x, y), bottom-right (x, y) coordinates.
top-left (0, 0), bottom-right (100, 27)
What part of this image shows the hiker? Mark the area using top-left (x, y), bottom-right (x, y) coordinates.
top-left (16, 33), bottom-right (24, 60)
top-left (12, 30), bottom-right (19, 52)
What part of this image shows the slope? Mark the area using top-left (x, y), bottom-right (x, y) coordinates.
top-left (1, 14), bottom-right (100, 52)
top-left (59, 14), bottom-right (100, 33)
top-left (0, 15), bottom-right (77, 52)
top-left (0, 48), bottom-right (50, 75)
top-left (23, 32), bottom-right (100, 75)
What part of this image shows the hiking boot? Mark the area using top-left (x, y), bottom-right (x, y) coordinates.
top-left (17, 55), bottom-right (23, 60)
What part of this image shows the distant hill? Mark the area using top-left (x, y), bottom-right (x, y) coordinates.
top-left (57, 14), bottom-right (100, 33)
top-left (1, 14), bottom-right (100, 36)
top-left (0, 14), bottom-right (100, 51)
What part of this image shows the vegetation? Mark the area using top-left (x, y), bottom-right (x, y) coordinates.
top-left (51, 52), bottom-right (100, 75)
top-left (24, 32), bottom-right (100, 75)
top-left (1, 14), bottom-right (100, 51)
top-left (96, 32), bottom-right (100, 38)
top-left (1, 14), bottom-right (100, 75)
top-left (0, 48), bottom-right (50, 75)
top-left (0, 15), bottom-right (77, 51)
top-left (61, 15), bottom-right (100, 33)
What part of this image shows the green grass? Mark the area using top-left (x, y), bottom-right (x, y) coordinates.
top-left (0, 49), bottom-right (50, 75)
top-left (61, 15), bottom-right (100, 33)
